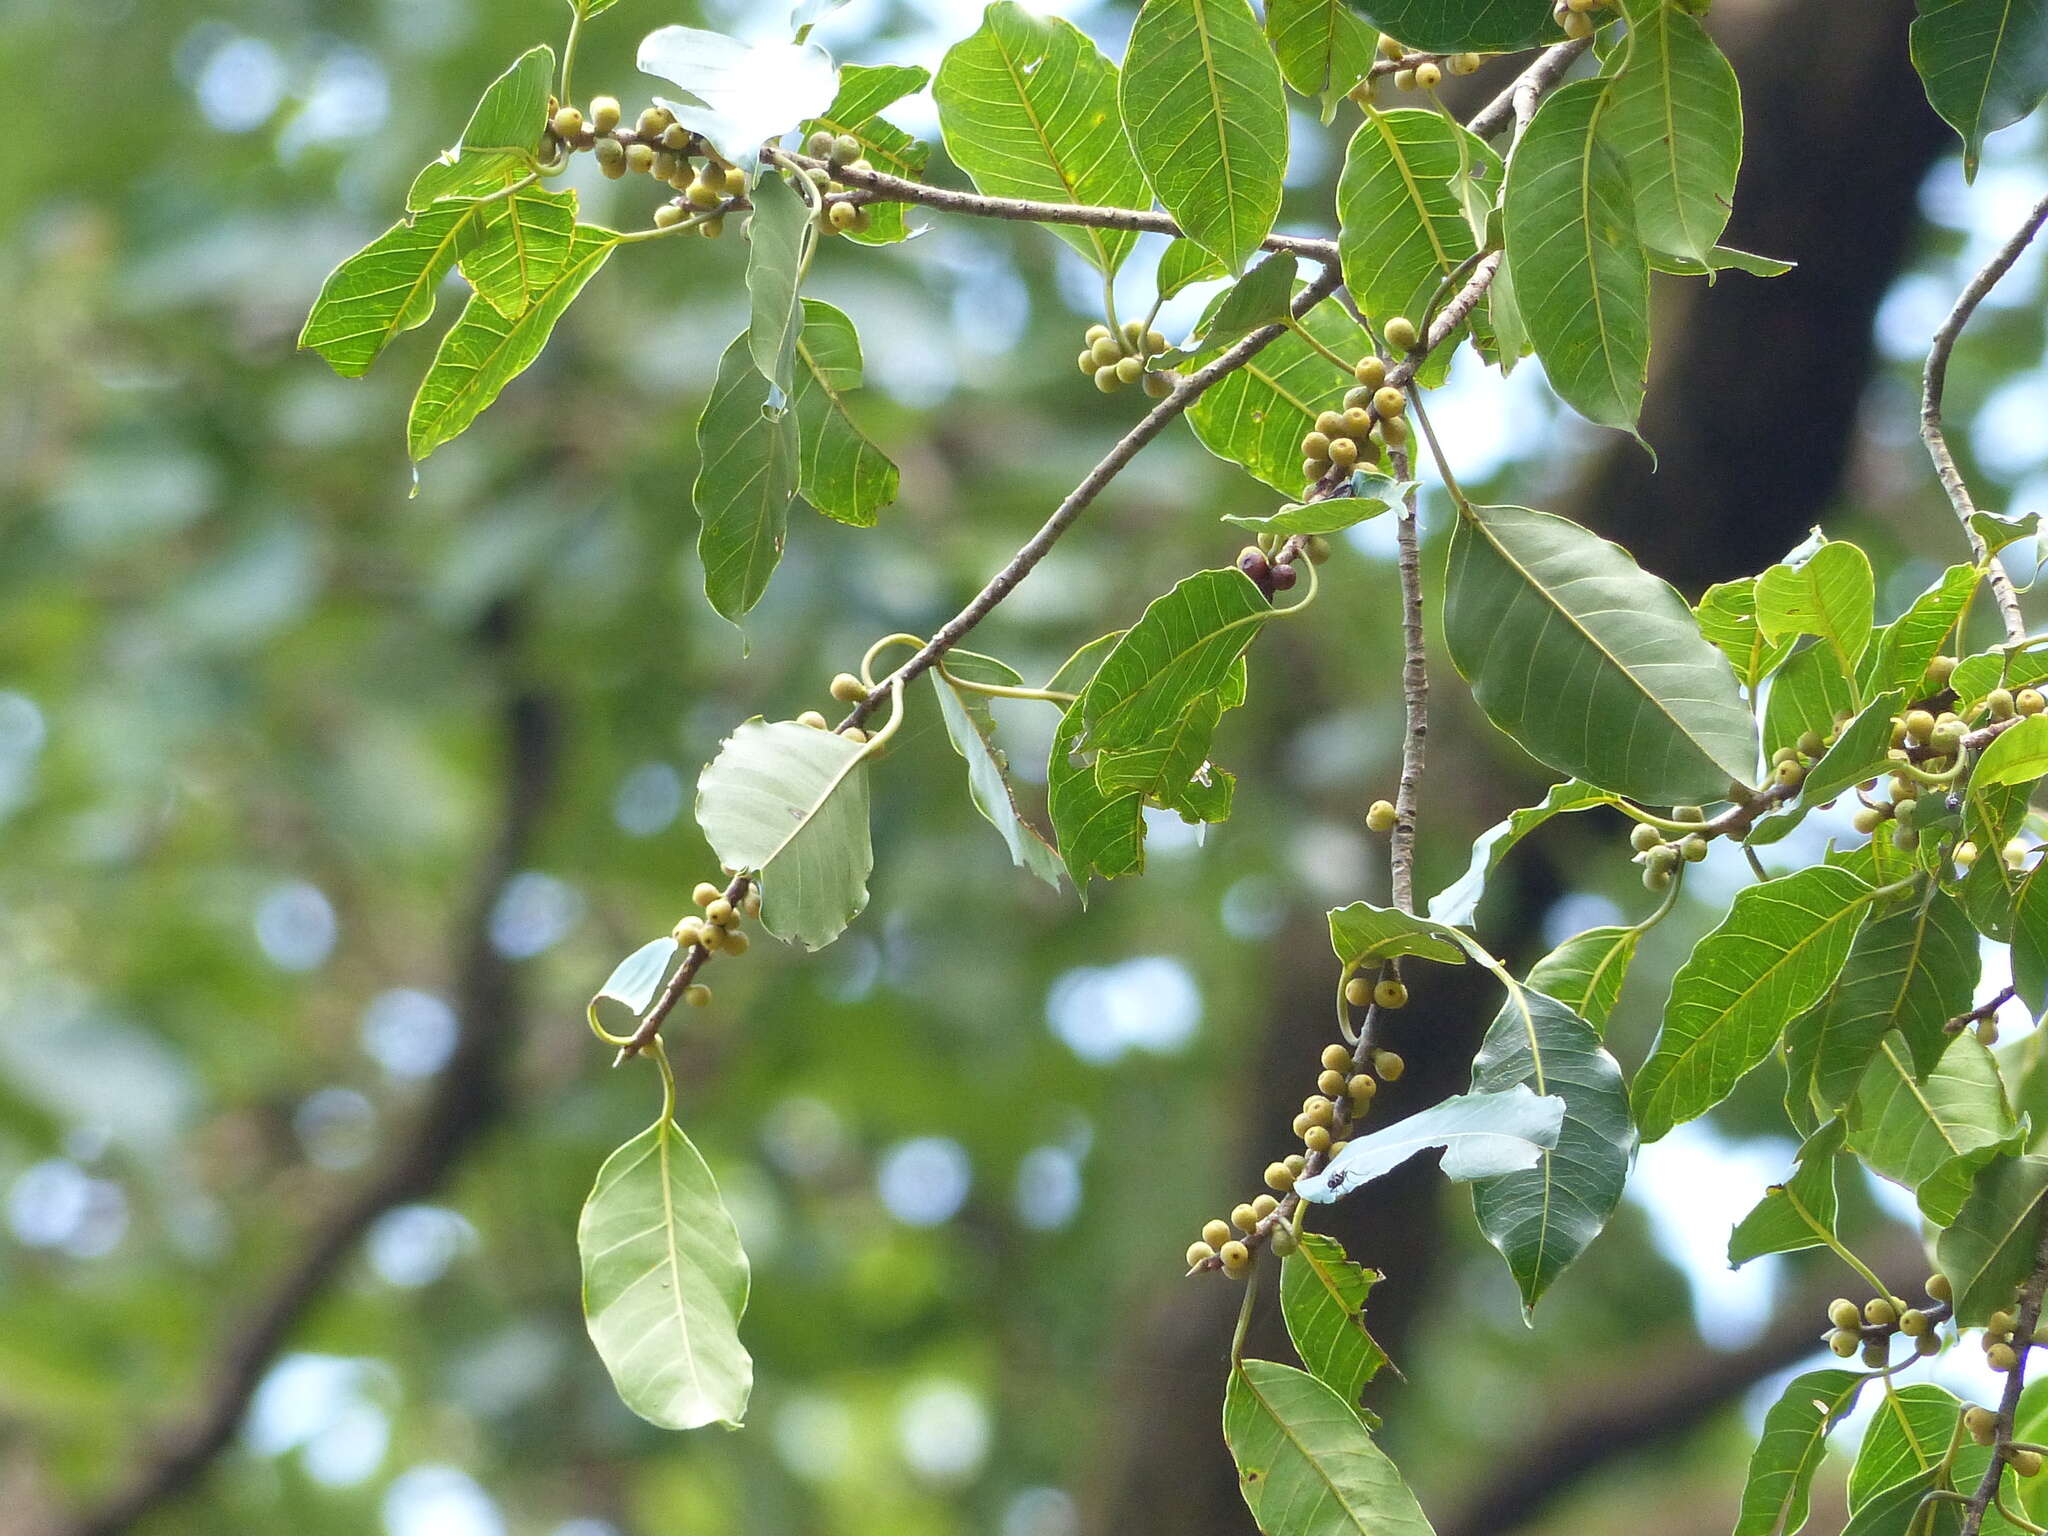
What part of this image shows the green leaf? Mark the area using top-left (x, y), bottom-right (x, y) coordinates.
top-left (1343, 1), bottom-right (1553, 52)
top-left (1501, 78), bottom-right (1650, 434)
top-left (1223, 1360), bottom-right (1433, 1536)
top-left (1188, 300), bottom-right (1374, 493)
top-left (1078, 568), bottom-right (1274, 751)
top-left (801, 64), bottom-right (932, 246)
top-left (694, 333), bottom-right (799, 622)
top-left (406, 46), bottom-right (555, 211)
top-left (1794, 689), bottom-right (1906, 812)
top-left (695, 717), bottom-right (873, 950)
top-left (1525, 925), bottom-right (1638, 1030)
top-left (1337, 109), bottom-right (1501, 335)
top-left (1443, 502), bottom-right (1759, 803)
top-left (1327, 901), bottom-right (1466, 968)
top-left (1485, 249), bottom-right (1532, 371)
top-left (299, 204), bottom-right (485, 377)
top-left (2012, 861), bottom-right (2048, 1013)
top-left (1267, 0), bottom-right (1378, 120)
top-left (1601, 0), bottom-right (1742, 268)
top-left (1762, 643), bottom-right (1856, 761)
top-left (1181, 251), bottom-right (1299, 360)
top-left (1848, 1032), bottom-right (2015, 1223)
top-left (932, 651), bottom-right (1064, 889)
top-left (1974, 714), bottom-right (2048, 790)
top-left (1279, 1232), bottom-right (1388, 1406)
top-left (933, 2), bottom-right (1149, 275)
top-left (1862, 564), bottom-right (1976, 696)
top-left (791, 300), bottom-right (898, 527)
top-left (1092, 685), bottom-right (1241, 825)
top-left (460, 186), bottom-right (577, 321)
top-left (746, 172), bottom-right (808, 398)
top-left (1648, 244), bottom-right (1796, 278)
top-left (1428, 780), bottom-right (1620, 927)
top-left (1220, 477), bottom-right (1408, 537)
top-left (1632, 864), bottom-right (1879, 1143)
top-left (1120, 0), bottom-right (1290, 275)
top-left (1755, 539), bottom-right (1877, 676)
top-left (1935, 1153), bottom-right (2048, 1327)
top-left (1158, 237), bottom-right (1228, 298)
top-left (1730, 1369), bottom-right (1865, 1536)
top-left (1728, 1118), bottom-right (1845, 1267)
top-left (1788, 886), bottom-right (1978, 1113)
top-left (1951, 648), bottom-right (2048, 707)
top-left (1849, 1384), bottom-right (1962, 1510)
top-left (407, 225), bottom-right (620, 461)
top-left (1976, 508), bottom-right (2041, 554)
top-left (579, 1114), bottom-right (752, 1429)
top-left (1469, 983), bottom-right (1634, 1313)
top-left (588, 937), bottom-right (683, 1040)
top-left (1297, 1084), bottom-right (1565, 1204)
top-left (1696, 577), bottom-right (1796, 694)
top-left (1909, 0), bottom-right (2048, 179)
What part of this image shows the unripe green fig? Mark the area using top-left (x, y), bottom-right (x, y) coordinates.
top-left (1383, 316), bottom-right (1419, 351)
top-left (551, 105), bottom-right (584, 138)
top-left (590, 95), bottom-right (622, 133)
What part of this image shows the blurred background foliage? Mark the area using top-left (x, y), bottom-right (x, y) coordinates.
top-left (3, 1), bottom-right (2048, 1534)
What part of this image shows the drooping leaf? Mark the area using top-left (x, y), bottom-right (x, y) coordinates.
top-left (1696, 577), bottom-right (1796, 694)
top-left (579, 1115), bottom-right (752, 1429)
top-left (407, 225), bottom-right (620, 461)
top-left (1862, 564), bottom-right (1977, 696)
top-left (459, 185), bottom-right (578, 321)
top-left (791, 299), bottom-right (898, 527)
top-left (695, 718), bottom-right (873, 950)
top-left (1120, 0), bottom-right (1290, 275)
top-left (694, 333), bottom-right (799, 622)
top-left (1279, 1232), bottom-right (1388, 1406)
top-left (1755, 539), bottom-right (1876, 676)
top-left (1632, 864), bottom-right (1878, 1143)
top-left (932, 651), bottom-right (1064, 889)
top-left (1601, 0), bottom-right (1742, 268)
top-left (1267, 0), bottom-right (1379, 120)
top-left (1847, 1032), bottom-right (2016, 1224)
top-left (1188, 300), bottom-right (1375, 493)
top-left (1525, 926), bottom-right (1638, 1030)
top-left (1647, 244), bottom-right (1796, 278)
top-left (1976, 508), bottom-right (2042, 554)
top-left (1078, 568), bottom-right (1274, 752)
top-left (746, 171), bottom-right (809, 397)
top-left (588, 937), bottom-right (683, 1040)
top-left (1223, 1360), bottom-right (1434, 1536)
top-left (1935, 1152), bottom-right (2048, 1327)
top-left (1428, 780), bottom-right (1620, 927)
top-left (1220, 476), bottom-right (1408, 537)
top-left (1909, 0), bottom-right (2048, 178)
top-left (1443, 503), bottom-right (1759, 803)
top-left (1342, 0), bottom-right (1553, 53)
top-left (1785, 884), bottom-right (1978, 1112)
top-left (801, 64), bottom-right (932, 246)
top-left (299, 204), bottom-right (487, 377)
top-left (1728, 1117), bottom-right (1845, 1267)
top-left (1500, 78), bottom-right (1650, 434)
top-left (1327, 901), bottom-right (1466, 968)
top-left (1337, 109), bottom-right (1500, 337)
top-left (1469, 983), bottom-right (1634, 1312)
top-left (1730, 1369), bottom-right (1865, 1536)
top-left (933, 3), bottom-right (1149, 275)
top-left (1296, 1084), bottom-right (1565, 1204)
top-left (406, 46), bottom-right (555, 210)
top-left (638, 25), bottom-right (840, 171)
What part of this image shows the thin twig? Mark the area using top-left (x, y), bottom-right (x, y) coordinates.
top-left (1391, 450), bottom-right (1427, 914)
top-left (1958, 1222), bottom-right (2048, 1535)
top-left (1468, 37), bottom-right (1591, 139)
top-left (837, 264), bottom-right (1346, 730)
top-left (1922, 190), bottom-right (2048, 647)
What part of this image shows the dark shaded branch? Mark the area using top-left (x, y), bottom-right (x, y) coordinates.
top-left (1958, 1223), bottom-right (2048, 1535)
top-left (51, 603), bottom-right (560, 1536)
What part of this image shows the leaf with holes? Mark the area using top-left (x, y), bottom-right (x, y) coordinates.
top-left (1501, 78), bottom-right (1650, 434)
top-left (933, 3), bottom-right (1149, 275)
top-left (579, 1114), bottom-right (752, 1430)
top-left (791, 300), bottom-right (897, 527)
top-left (1469, 984), bottom-right (1634, 1313)
top-left (1224, 1360), bottom-right (1433, 1536)
top-left (1443, 503), bottom-right (1758, 803)
top-left (694, 333), bottom-right (798, 623)
top-left (695, 718), bottom-right (872, 950)
top-left (1280, 1232), bottom-right (1388, 1407)
top-left (407, 225), bottom-right (620, 461)
top-left (1633, 864), bottom-right (1879, 1143)
top-left (1120, 0), bottom-right (1289, 275)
